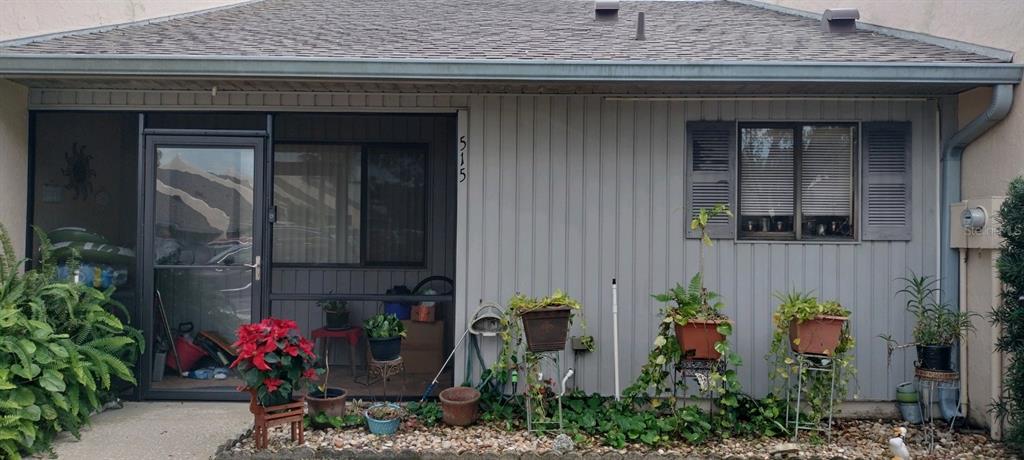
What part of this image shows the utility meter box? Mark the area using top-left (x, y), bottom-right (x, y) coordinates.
top-left (950, 197), bottom-right (1006, 249)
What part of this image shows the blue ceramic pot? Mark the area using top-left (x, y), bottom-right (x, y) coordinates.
top-left (365, 403), bottom-right (402, 435)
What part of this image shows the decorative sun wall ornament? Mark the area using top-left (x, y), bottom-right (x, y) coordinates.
top-left (61, 142), bottom-right (95, 200)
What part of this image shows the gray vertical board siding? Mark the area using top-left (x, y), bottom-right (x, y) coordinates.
top-left (271, 114), bottom-right (457, 367)
top-left (457, 96), bottom-right (938, 401)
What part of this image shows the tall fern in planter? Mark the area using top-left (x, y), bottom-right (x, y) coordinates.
top-left (0, 225), bottom-right (141, 459)
top-left (995, 177), bottom-right (1024, 452)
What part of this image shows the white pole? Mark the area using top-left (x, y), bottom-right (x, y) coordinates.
top-left (612, 278), bottom-right (621, 400)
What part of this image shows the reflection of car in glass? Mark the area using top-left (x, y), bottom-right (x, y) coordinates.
top-left (202, 243), bottom-right (252, 319)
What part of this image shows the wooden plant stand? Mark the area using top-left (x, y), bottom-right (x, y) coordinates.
top-left (244, 389), bottom-right (305, 450)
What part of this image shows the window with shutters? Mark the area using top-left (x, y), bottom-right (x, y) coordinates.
top-left (737, 123), bottom-right (856, 240)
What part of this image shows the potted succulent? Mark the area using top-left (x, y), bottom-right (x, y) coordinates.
top-left (304, 348), bottom-right (348, 417)
top-left (365, 402), bottom-right (403, 435)
top-left (364, 313), bottom-right (406, 361)
top-left (507, 290), bottom-right (582, 352)
top-left (319, 299), bottom-right (350, 330)
top-left (898, 274), bottom-right (976, 371)
top-left (230, 318), bottom-right (320, 407)
top-left (438, 386), bottom-right (481, 426)
top-left (656, 204), bottom-right (733, 360)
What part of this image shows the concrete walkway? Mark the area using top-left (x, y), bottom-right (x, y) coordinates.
top-left (53, 401), bottom-right (251, 460)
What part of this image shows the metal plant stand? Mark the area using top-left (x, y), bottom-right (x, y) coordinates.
top-left (914, 368), bottom-right (960, 452)
top-left (525, 350), bottom-right (563, 433)
top-left (785, 353), bottom-right (837, 441)
top-left (673, 358), bottom-right (727, 413)
top-left (357, 356), bottom-right (405, 398)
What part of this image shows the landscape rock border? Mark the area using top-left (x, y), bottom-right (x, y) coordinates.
top-left (213, 405), bottom-right (1013, 460)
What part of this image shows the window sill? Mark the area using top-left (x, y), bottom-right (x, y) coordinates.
top-left (734, 239), bottom-right (860, 245)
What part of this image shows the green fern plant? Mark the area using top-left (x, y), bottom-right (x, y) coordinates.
top-left (0, 224), bottom-right (141, 459)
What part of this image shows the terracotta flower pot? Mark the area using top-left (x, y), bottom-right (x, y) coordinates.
top-left (788, 315), bottom-right (847, 355)
top-left (305, 387), bottom-right (348, 417)
top-left (674, 319), bottom-right (729, 360)
top-left (520, 306), bottom-right (572, 352)
top-left (411, 304), bottom-right (436, 322)
top-left (438, 386), bottom-right (481, 426)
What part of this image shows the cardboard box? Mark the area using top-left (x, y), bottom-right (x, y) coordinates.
top-left (401, 320), bottom-right (444, 348)
top-left (402, 320), bottom-right (443, 374)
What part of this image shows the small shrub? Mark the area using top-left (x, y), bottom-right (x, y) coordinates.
top-left (994, 177), bottom-right (1024, 452)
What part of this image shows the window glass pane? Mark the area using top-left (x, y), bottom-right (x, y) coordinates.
top-left (739, 128), bottom-right (794, 235)
top-left (366, 146), bottom-right (426, 264)
top-left (801, 126), bottom-right (855, 238)
top-left (155, 146), bottom-right (255, 265)
top-left (273, 144), bottom-right (361, 264)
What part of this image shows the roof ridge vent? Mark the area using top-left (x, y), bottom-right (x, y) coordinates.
top-left (822, 8), bottom-right (860, 33)
top-left (595, 0), bottom-right (619, 20)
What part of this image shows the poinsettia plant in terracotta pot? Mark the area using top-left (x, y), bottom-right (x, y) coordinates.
top-left (231, 318), bottom-right (321, 406)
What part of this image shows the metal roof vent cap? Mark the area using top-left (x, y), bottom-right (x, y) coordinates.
top-left (821, 8), bottom-right (859, 33)
top-left (595, 0), bottom-right (619, 20)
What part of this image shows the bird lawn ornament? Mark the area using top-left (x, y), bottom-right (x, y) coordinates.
top-left (889, 426), bottom-right (911, 460)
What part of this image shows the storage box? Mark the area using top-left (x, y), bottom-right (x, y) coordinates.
top-left (401, 320), bottom-right (444, 348)
top-left (403, 320), bottom-right (443, 374)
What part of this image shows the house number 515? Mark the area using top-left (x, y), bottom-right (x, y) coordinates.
top-left (458, 135), bottom-right (467, 183)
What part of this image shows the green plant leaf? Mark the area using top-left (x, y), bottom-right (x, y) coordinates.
top-left (39, 369), bottom-right (66, 393)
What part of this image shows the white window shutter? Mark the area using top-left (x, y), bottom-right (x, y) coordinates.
top-left (686, 122), bottom-right (736, 239)
top-left (861, 122), bottom-right (911, 241)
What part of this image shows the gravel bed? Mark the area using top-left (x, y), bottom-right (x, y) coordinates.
top-left (216, 402), bottom-right (1017, 459)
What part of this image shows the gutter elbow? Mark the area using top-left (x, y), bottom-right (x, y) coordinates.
top-left (944, 84), bottom-right (1015, 161)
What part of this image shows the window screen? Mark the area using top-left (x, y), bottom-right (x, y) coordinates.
top-left (272, 144), bottom-right (427, 265)
top-left (273, 144), bottom-right (361, 264)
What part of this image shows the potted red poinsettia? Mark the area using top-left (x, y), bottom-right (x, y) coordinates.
top-left (231, 318), bottom-right (320, 407)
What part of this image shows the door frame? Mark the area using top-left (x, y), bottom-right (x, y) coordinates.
top-left (140, 132), bottom-right (268, 401)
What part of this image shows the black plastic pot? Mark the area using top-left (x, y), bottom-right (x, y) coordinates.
top-left (368, 336), bottom-right (402, 361)
top-left (325, 310), bottom-right (350, 330)
top-left (916, 344), bottom-right (953, 371)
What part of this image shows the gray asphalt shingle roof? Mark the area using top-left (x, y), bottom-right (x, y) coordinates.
top-left (0, 0), bottom-right (1004, 63)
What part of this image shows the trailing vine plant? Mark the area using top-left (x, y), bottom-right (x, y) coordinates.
top-left (994, 177), bottom-right (1024, 452)
top-left (494, 290), bottom-right (585, 424)
top-left (767, 290), bottom-right (856, 427)
top-left (624, 205), bottom-right (747, 433)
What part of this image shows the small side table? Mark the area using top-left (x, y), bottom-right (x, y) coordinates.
top-left (358, 356), bottom-right (405, 398)
top-left (311, 327), bottom-right (363, 377)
